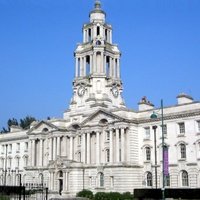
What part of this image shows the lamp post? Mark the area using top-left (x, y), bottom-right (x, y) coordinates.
top-left (4, 144), bottom-right (8, 186)
top-left (152, 125), bottom-right (158, 189)
top-left (151, 99), bottom-right (165, 200)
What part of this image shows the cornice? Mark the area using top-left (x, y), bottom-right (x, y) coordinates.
top-left (138, 109), bottom-right (200, 124)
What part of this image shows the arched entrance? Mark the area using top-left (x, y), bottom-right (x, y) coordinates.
top-left (58, 171), bottom-right (63, 195)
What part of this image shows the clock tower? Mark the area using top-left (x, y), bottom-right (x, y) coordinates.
top-left (68, 1), bottom-right (125, 113)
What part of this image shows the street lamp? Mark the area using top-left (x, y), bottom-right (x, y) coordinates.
top-left (4, 144), bottom-right (8, 186)
top-left (150, 99), bottom-right (165, 200)
top-left (152, 125), bottom-right (158, 189)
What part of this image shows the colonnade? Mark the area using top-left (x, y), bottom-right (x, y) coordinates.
top-left (80, 127), bottom-right (127, 164)
top-left (75, 53), bottom-right (120, 78)
top-left (29, 127), bottom-right (127, 167)
top-left (83, 26), bottom-right (112, 43)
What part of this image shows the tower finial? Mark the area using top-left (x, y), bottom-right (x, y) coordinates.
top-left (94, 0), bottom-right (101, 10)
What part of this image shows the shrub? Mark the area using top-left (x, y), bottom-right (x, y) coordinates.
top-left (121, 192), bottom-right (134, 200)
top-left (76, 189), bottom-right (93, 199)
top-left (94, 192), bottom-right (108, 200)
top-left (107, 192), bottom-right (122, 200)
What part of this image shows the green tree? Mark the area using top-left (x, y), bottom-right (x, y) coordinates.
top-left (19, 116), bottom-right (36, 129)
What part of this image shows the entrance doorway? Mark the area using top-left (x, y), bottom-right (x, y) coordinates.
top-left (58, 171), bottom-right (63, 195)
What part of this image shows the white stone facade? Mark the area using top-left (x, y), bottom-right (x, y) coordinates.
top-left (1, 1), bottom-right (200, 198)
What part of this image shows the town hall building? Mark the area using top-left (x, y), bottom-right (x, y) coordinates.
top-left (1, 1), bottom-right (200, 198)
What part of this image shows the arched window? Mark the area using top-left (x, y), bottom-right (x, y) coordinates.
top-left (145, 147), bottom-right (151, 161)
top-left (147, 172), bottom-right (152, 186)
top-left (182, 170), bottom-right (189, 186)
top-left (99, 172), bottom-right (104, 187)
top-left (180, 144), bottom-right (186, 159)
top-left (105, 149), bottom-right (110, 162)
top-left (77, 151), bottom-right (81, 162)
top-left (42, 128), bottom-right (49, 132)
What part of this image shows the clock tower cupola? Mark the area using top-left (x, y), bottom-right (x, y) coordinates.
top-left (69, 1), bottom-right (125, 112)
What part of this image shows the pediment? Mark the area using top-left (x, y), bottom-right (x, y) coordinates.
top-left (81, 109), bottom-right (126, 127)
top-left (27, 120), bottom-right (59, 134)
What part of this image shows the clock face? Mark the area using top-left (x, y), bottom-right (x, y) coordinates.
top-left (112, 87), bottom-right (119, 98)
top-left (78, 86), bottom-right (85, 97)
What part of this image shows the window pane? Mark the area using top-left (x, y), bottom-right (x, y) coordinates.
top-left (180, 144), bottom-right (186, 159)
top-left (182, 171), bottom-right (189, 186)
top-left (147, 172), bottom-right (152, 186)
top-left (145, 127), bottom-right (150, 139)
top-left (179, 123), bottom-right (185, 134)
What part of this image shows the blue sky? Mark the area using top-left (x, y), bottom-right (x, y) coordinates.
top-left (0, 0), bottom-right (200, 129)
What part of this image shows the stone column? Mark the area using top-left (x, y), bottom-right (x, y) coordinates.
top-left (39, 139), bottom-right (43, 166)
top-left (87, 133), bottom-right (91, 164)
top-left (57, 136), bottom-right (60, 156)
top-left (117, 58), bottom-right (120, 78)
top-left (63, 172), bottom-right (66, 192)
top-left (65, 172), bottom-right (69, 191)
top-left (104, 55), bottom-right (107, 74)
top-left (80, 57), bottom-right (83, 76)
top-left (110, 30), bottom-right (113, 43)
top-left (96, 132), bottom-right (100, 164)
top-left (121, 128), bottom-right (125, 162)
top-left (53, 137), bottom-right (56, 160)
top-left (90, 55), bottom-right (93, 74)
top-left (83, 56), bottom-right (86, 76)
top-left (31, 140), bottom-right (35, 166)
top-left (116, 128), bottom-right (119, 162)
top-left (70, 136), bottom-right (73, 160)
top-left (28, 140), bottom-right (32, 166)
top-left (109, 57), bottom-right (112, 77)
top-left (63, 136), bottom-right (67, 157)
top-left (101, 52), bottom-right (104, 73)
top-left (49, 138), bottom-right (53, 160)
top-left (82, 133), bottom-right (86, 163)
top-left (75, 57), bottom-right (79, 77)
top-left (109, 130), bottom-right (113, 163)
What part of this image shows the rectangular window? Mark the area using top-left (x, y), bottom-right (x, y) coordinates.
top-left (16, 143), bottom-right (20, 152)
top-left (197, 121), bottom-right (200, 132)
top-left (25, 142), bottom-right (28, 151)
top-left (144, 127), bottom-right (150, 139)
top-left (165, 175), bottom-right (170, 187)
top-left (179, 123), bottom-right (185, 134)
top-left (78, 136), bottom-right (81, 145)
top-left (9, 144), bottom-right (12, 153)
top-left (106, 132), bottom-right (110, 141)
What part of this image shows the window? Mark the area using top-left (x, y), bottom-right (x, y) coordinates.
top-left (25, 142), bottom-right (28, 152)
top-left (146, 172), bottom-right (152, 186)
top-left (165, 175), bottom-right (170, 186)
top-left (106, 149), bottom-right (110, 162)
top-left (144, 127), bottom-right (150, 139)
top-left (8, 144), bottom-right (12, 153)
top-left (180, 144), bottom-right (186, 159)
top-left (8, 158), bottom-right (12, 168)
top-left (145, 147), bottom-right (151, 161)
top-left (78, 136), bottom-right (81, 145)
top-left (97, 26), bottom-right (100, 36)
top-left (24, 156), bottom-right (28, 167)
top-left (16, 157), bottom-right (20, 168)
top-left (182, 170), bottom-right (189, 186)
top-left (16, 143), bottom-right (20, 152)
top-left (77, 152), bottom-right (81, 162)
top-left (197, 121), bottom-right (200, 132)
top-left (106, 132), bottom-right (110, 141)
top-left (179, 123), bottom-right (185, 134)
top-left (99, 173), bottom-right (104, 187)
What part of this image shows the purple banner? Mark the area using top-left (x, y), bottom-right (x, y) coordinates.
top-left (163, 147), bottom-right (169, 176)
